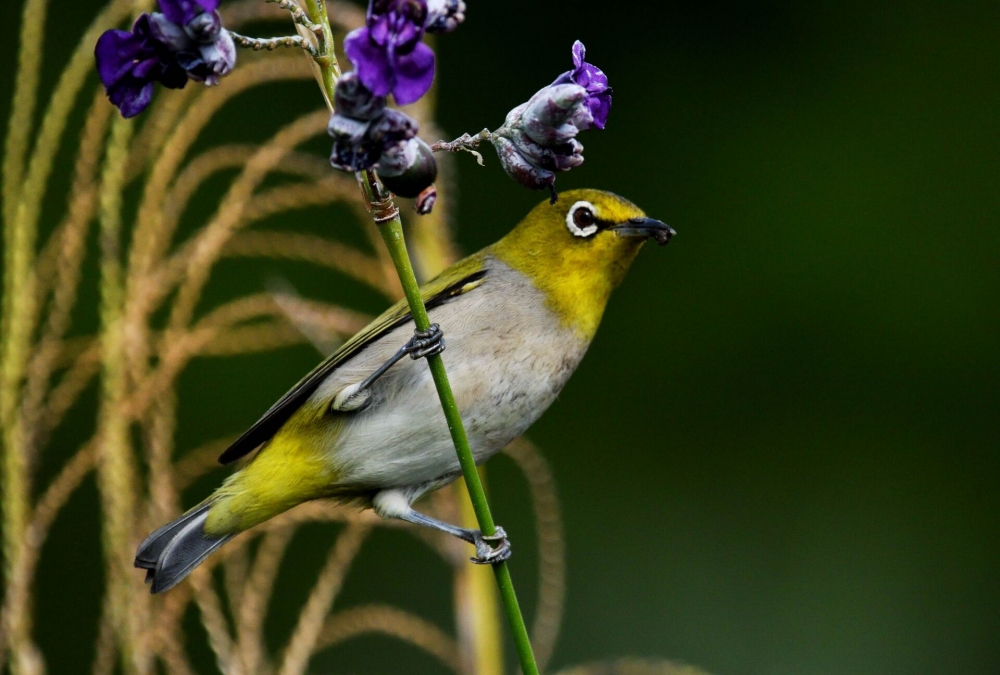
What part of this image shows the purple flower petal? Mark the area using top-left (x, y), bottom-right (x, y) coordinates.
top-left (345, 27), bottom-right (395, 97)
top-left (588, 91), bottom-right (612, 129)
top-left (158, 0), bottom-right (218, 26)
top-left (550, 41), bottom-right (611, 129)
top-left (110, 79), bottom-right (155, 118)
top-left (149, 12), bottom-right (192, 51)
top-left (95, 4), bottom-right (230, 118)
top-left (391, 41), bottom-right (435, 104)
top-left (345, 0), bottom-right (435, 105)
top-left (95, 28), bottom-right (143, 87)
top-left (571, 40), bottom-right (585, 69)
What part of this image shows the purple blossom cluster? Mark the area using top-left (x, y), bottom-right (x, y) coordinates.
top-left (92, 0), bottom-right (614, 208)
top-left (95, 0), bottom-right (234, 118)
top-left (493, 41), bottom-right (612, 196)
top-left (330, 0), bottom-right (465, 201)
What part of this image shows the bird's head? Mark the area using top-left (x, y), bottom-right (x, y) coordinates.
top-left (491, 189), bottom-right (674, 338)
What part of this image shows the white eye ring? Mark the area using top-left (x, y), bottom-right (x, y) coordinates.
top-left (566, 201), bottom-right (599, 238)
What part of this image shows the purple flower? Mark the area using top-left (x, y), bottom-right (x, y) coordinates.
top-left (493, 83), bottom-right (593, 199)
top-left (552, 41), bottom-right (612, 130)
top-left (95, 0), bottom-right (234, 118)
top-left (487, 41), bottom-right (611, 197)
top-left (344, 0), bottom-right (435, 105)
top-left (95, 14), bottom-right (188, 118)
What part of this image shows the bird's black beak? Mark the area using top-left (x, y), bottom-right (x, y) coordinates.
top-left (612, 218), bottom-right (676, 246)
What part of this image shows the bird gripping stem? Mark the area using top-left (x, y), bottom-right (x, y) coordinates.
top-left (298, 0), bottom-right (540, 667)
top-left (355, 170), bottom-right (541, 675)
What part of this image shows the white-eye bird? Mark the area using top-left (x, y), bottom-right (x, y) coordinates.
top-left (136, 189), bottom-right (674, 593)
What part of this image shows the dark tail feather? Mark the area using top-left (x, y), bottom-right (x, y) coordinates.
top-left (135, 502), bottom-right (233, 594)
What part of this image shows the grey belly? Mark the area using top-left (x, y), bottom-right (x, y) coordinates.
top-left (314, 258), bottom-right (587, 490)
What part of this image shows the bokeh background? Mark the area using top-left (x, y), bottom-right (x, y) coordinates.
top-left (2, 1), bottom-right (999, 674)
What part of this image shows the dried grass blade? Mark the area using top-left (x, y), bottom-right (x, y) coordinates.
top-left (504, 437), bottom-right (567, 673)
top-left (276, 523), bottom-right (370, 675)
top-left (316, 604), bottom-right (463, 674)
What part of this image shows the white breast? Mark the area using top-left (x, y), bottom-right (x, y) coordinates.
top-left (315, 257), bottom-right (588, 490)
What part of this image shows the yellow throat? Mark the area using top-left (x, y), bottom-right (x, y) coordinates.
top-left (491, 189), bottom-right (650, 339)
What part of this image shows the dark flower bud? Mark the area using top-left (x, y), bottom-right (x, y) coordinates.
top-left (328, 74), bottom-right (420, 173)
top-left (519, 84), bottom-right (591, 146)
top-left (485, 41), bottom-right (611, 196)
top-left (493, 135), bottom-right (555, 193)
top-left (329, 115), bottom-right (383, 172)
top-left (425, 0), bottom-right (466, 34)
top-left (184, 10), bottom-right (222, 42)
top-left (178, 29), bottom-right (235, 84)
top-left (148, 12), bottom-right (191, 51)
top-left (506, 128), bottom-right (584, 172)
top-left (334, 71), bottom-right (387, 121)
top-left (368, 109), bottom-right (419, 149)
top-left (377, 137), bottom-right (438, 198)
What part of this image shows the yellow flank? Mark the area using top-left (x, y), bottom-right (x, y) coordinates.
top-left (491, 189), bottom-right (649, 339)
top-left (204, 410), bottom-right (338, 535)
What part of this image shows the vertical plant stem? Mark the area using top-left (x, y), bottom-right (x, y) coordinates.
top-left (2, 3), bottom-right (51, 673)
top-left (357, 172), bottom-right (540, 675)
top-left (302, 0), bottom-right (339, 105)
top-left (454, 484), bottom-right (504, 675)
top-left (96, 115), bottom-right (147, 675)
top-left (298, 3), bottom-right (539, 673)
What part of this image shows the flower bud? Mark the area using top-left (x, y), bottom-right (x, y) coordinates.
top-left (329, 116), bottom-right (382, 172)
top-left (328, 73), bottom-right (420, 173)
top-left (493, 135), bottom-right (555, 193)
top-left (334, 71), bottom-right (386, 121)
top-left (425, 0), bottom-right (466, 34)
top-left (148, 13), bottom-right (190, 51)
top-left (184, 10), bottom-right (222, 42)
top-left (485, 42), bottom-right (611, 196)
top-left (377, 137), bottom-right (438, 198)
top-left (507, 128), bottom-right (584, 172)
top-left (414, 185), bottom-right (437, 214)
top-left (368, 109), bottom-right (419, 149)
top-left (520, 84), bottom-right (591, 146)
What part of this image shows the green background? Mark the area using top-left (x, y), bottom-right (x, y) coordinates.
top-left (2, 1), bottom-right (998, 674)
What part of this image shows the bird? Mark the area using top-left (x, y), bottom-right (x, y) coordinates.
top-left (136, 188), bottom-right (675, 593)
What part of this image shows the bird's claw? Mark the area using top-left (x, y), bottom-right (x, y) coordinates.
top-left (404, 323), bottom-right (445, 359)
top-left (471, 526), bottom-right (511, 564)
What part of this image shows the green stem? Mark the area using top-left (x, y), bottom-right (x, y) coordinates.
top-left (302, 0), bottom-right (338, 100)
top-left (357, 172), bottom-right (540, 675)
top-left (297, 2), bottom-right (540, 672)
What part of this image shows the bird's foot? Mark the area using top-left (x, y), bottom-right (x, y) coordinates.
top-left (404, 323), bottom-right (445, 359)
top-left (471, 526), bottom-right (511, 564)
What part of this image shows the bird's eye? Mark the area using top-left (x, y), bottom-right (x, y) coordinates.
top-left (566, 201), bottom-right (599, 238)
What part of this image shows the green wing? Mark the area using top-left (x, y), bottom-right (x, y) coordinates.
top-left (218, 255), bottom-right (489, 465)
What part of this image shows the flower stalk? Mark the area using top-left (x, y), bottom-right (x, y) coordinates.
top-left (298, 2), bottom-right (540, 671)
top-left (356, 170), bottom-right (539, 675)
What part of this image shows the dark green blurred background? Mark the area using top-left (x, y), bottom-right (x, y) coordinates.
top-left (3, 1), bottom-right (999, 674)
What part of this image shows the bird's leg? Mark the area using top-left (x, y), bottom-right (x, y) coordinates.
top-left (373, 489), bottom-right (511, 564)
top-left (330, 324), bottom-right (445, 411)
top-left (404, 509), bottom-right (512, 564)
